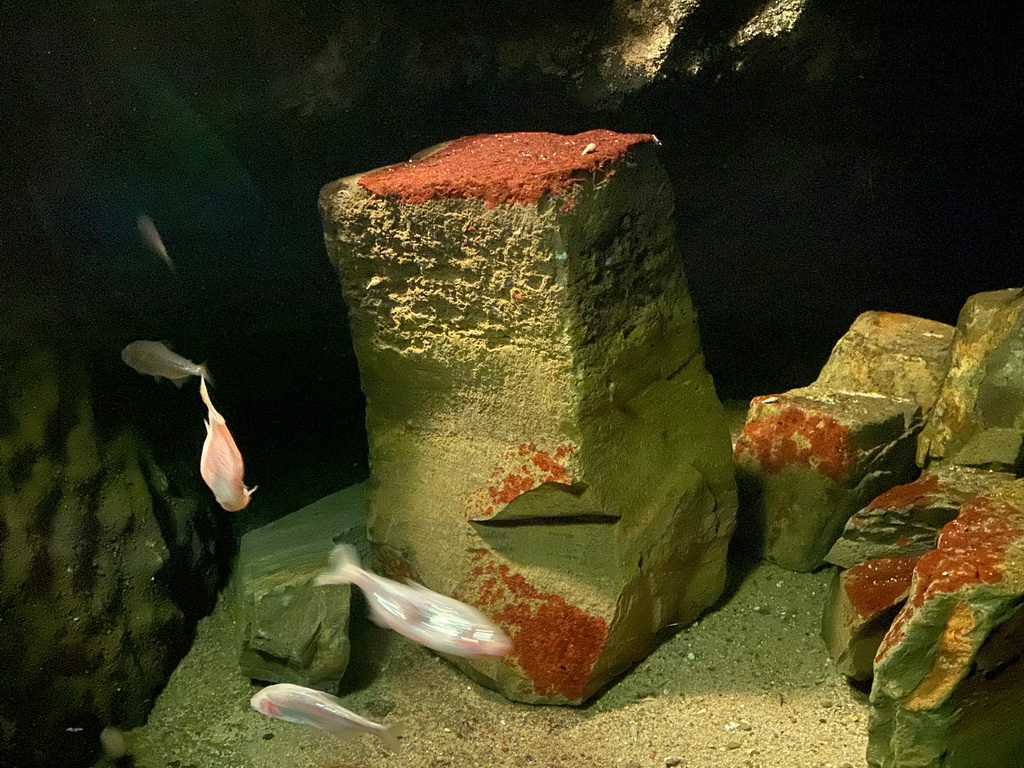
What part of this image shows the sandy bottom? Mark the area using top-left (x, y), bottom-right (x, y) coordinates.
top-left (104, 557), bottom-right (870, 768)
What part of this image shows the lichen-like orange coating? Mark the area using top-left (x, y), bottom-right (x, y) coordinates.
top-left (358, 130), bottom-right (657, 209)
top-left (734, 399), bottom-right (858, 481)
top-left (462, 556), bottom-right (607, 701)
top-left (843, 556), bottom-right (918, 618)
top-left (876, 494), bottom-right (1023, 660)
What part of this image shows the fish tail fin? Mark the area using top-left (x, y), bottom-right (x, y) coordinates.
top-left (199, 362), bottom-right (214, 387)
top-left (376, 721), bottom-right (405, 752)
top-left (314, 543), bottom-right (361, 586)
top-left (199, 376), bottom-right (214, 410)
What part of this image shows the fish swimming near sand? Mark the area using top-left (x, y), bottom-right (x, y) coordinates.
top-left (251, 683), bottom-right (404, 752)
top-left (121, 340), bottom-right (211, 387)
top-left (137, 214), bottom-right (176, 273)
top-left (199, 376), bottom-right (255, 511)
top-left (315, 543), bottom-right (512, 658)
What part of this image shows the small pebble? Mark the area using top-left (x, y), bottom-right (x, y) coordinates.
top-left (664, 758), bottom-right (685, 766)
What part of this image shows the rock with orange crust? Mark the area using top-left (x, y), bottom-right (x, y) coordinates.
top-left (734, 311), bottom-right (954, 571)
top-left (319, 130), bottom-right (737, 704)
top-left (868, 478), bottom-right (1024, 768)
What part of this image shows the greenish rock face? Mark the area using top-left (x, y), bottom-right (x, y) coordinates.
top-left (736, 389), bottom-right (922, 573)
top-left (918, 288), bottom-right (1024, 467)
top-left (320, 133), bottom-right (737, 704)
top-left (0, 330), bottom-right (216, 767)
top-left (235, 485), bottom-right (370, 690)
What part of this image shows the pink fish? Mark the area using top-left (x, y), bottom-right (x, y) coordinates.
top-left (199, 377), bottom-right (255, 511)
top-left (251, 683), bottom-right (403, 751)
top-left (315, 544), bottom-right (512, 658)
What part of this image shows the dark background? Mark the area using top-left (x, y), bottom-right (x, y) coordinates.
top-left (3, 0), bottom-right (1021, 523)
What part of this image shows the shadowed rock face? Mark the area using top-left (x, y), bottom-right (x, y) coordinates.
top-left (321, 130), bottom-right (737, 704)
top-left (0, 306), bottom-right (218, 768)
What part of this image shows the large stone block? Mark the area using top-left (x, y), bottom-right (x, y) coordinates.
top-left (917, 287), bottom-right (1024, 470)
top-left (868, 478), bottom-right (1024, 768)
top-left (813, 311), bottom-right (954, 412)
top-left (319, 129), bottom-right (737, 704)
top-left (236, 484), bottom-right (369, 690)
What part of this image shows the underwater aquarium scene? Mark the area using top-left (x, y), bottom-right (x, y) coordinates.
top-left (3, 1), bottom-right (1024, 767)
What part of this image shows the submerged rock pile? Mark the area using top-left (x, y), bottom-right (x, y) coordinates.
top-left (739, 288), bottom-right (1024, 766)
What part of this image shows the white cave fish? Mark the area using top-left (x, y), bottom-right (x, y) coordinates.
top-left (314, 543), bottom-right (512, 658)
top-left (250, 683), bottom-right (404, 752)
top-left (121, 340), bottom-right (211, 387)
top-left (136, 214), bottom-right (176, 273)
top-left (199, 376), bottom-right (255, 511)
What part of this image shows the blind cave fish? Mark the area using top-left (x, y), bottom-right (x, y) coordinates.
top-left (121, 340), bottom-right (211, 387)
top-left (315, 543), bottom-right (512, 658)
top-left (136, 214), bottom-right (176, 273)
top-left (199, 376), bottom-right (255, 511)
top-left (250, 683), bottom-right (404, 752)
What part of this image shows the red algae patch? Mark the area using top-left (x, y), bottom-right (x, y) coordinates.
top-left (465, 442), bottom-right (577, 520)
top-left (462, 555), bottom-right (608, 702)
top-left (844, 556), bottom-right (918, 619)
top-left (358, 130), bottom-right (657, 208)
top-left (734, 400), bottom-right (858, 481)
top-left (877, 494), bottom-right (1024, 659)
top-left (866, 473), bottom-right (942, 510)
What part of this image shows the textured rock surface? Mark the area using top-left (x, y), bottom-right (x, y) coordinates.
top-left (735, 310), bottom-right (953, 572)
top-left (0, 330), bottom-right (217, 767)
top-left (236, 483), bottom-right (369, 690)
top-left (822, 557), bottom-right (917, 681)
top-left (320, 130), bottom-right (737, 704)
top-left (734, 390), bottom-right (921, 571)
top-left (826, 464), bottom-right (1014, 568)
top-left (811, 311), bottom-right (954, 411)
top-left (868, 478), bottom-right (1024, 768)
top-left (917, 287), bottom-right (1024, 469)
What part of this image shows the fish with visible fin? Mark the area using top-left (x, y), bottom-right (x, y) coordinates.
top-left (199, 377), bottom-right (255, 511)
top-left (137, 214), bottom-right (176, 273)
top-left (121, 340), bottom-right (211, 387)
top-left (315, 543), bottom-right (512, 658)
top-left (251, 683), bottom-right (404, 752)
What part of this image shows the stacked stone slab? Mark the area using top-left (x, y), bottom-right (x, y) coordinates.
top-left (826, 463), bottom-right (1015, 569)
top-left (868, 478), bottom-right (1024, 768)
top-left (822, 555), bottom-right (918, 681)
top-left (236, 484), bottom-right (370, 690)
top-left (319, 129), bottom-right (737, 704)
top-left (734, 311), bottom-right (955, 571)
top-left (822, 465), bottom-right (1013, 681)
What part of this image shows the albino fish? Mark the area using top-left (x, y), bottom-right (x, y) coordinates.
top-left (315, 544), bottom-right (512, 658)
top-left (121, 340), bottom-right (211, 387)
top-left (251, 683), bottom-right (403, 752)
top-left (137, 214), bottom-right (176, 273)
top-left (199, 377), bottom-right (255, 511)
